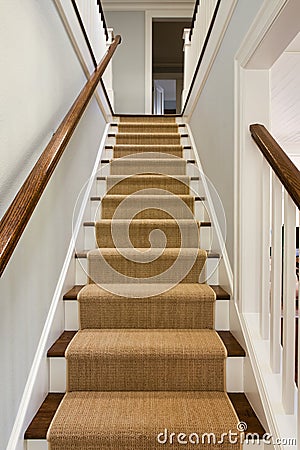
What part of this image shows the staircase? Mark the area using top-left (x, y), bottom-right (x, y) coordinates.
top-left (25, 117), bottom-right (265, 449)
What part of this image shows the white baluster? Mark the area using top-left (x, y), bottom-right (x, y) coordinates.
top-left (282, 192), bottom-right (296, 413)
top-left (270, 174), bottom-right (283, 373)
top-left (261, 159), bottom-right (271, 339)
top-left (298, 213), bottom-right (300, 446)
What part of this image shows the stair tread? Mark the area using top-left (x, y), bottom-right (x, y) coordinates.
top-left (48, 331), bottom-right (77, 357)
top-left (101, 158), bottom-right (196, 164)
top-left (63, 284), bottom-right (229, 301)
top-left (25, 393), bottom-right (64, 439)
top-left (47, 392), bottom-right (238, 444)
top-left (25, 392), bottom-right (265, 440)
top-left (90, 195), bottom-right (205, 201)
top-left (97, 176), bottom-right (200, 180)
top-left (106, 144), bottom-right (191, 150)
top-left (47, 330), bottom-right (244, 358)
top-left (117, 123), bottom-right (180, 129)
top-left (75, 249), bottom-right (220, 258)
top-left (110, 132), bottom-right (184, 137)
top-left (93, 218), bottom-right (211, 225)
top-left (66, 329), bottom-right (226, 358)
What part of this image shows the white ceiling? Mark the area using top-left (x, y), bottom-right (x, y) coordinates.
top-left (271, 32), bottom-right (300, 151)
top-left (102, 0), bottom-right (194, 11)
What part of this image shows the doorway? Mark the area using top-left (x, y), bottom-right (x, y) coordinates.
top-left (152, 19), bottom-right (191, 114)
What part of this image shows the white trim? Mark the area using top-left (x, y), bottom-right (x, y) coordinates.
top-left (235, 0), bottom-right (288, 68)
top-left (187, 124), bottom-right (233, 293)
top-left (237, 0), bottom-right (300, 69)
top-left (145, 9), bottom-right (192, 114)
top-left (7, 124), bottom-right (110, 450)
top-left (103, 2), bottom-right (195, 12)
top-left (241, 312), bottom-right (298, 450)
top-left (184, 0), bottom-right (238, 120)
top-left (238, 310), bottom-right (282, 449)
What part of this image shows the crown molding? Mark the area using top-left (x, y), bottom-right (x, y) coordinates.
top-left (102, 0), bottom-right (194, 12)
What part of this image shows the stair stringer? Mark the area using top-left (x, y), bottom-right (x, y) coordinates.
top-left (7, 124), bottom-right (110, 450)
top-left (186, 124), bottom-right (270, 435)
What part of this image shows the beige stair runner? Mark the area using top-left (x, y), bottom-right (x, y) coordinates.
top-left (47, 116), bottom-right (241, 449)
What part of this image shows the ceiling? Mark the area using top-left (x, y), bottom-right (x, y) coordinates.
top-left (152, 21), bottom-right (191, 74)
top-left (102, 0), bottom-right (195, 11)
top-left (271, 32), bottom-right (300, 153)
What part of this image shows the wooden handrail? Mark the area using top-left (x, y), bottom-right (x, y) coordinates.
top-left (250, 124), bottom-right (300, 209)
top-left (0, 35), bottom-right (121, 277)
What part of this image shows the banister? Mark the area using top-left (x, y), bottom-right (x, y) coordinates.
top-left (182, 0), bottom-right (221, 115)
top-left (189, 0), bottom-right (200, 41)
top-left (250, 123), bottom-right (300, 209)
top-left (97, 0), bottom-right (109, 42)
top-left (70, 0), bottom-right (115, 116)
top-left (72, 0), bottom-right (97, 68)
top-left (0, 35), bottom-right (121, 277)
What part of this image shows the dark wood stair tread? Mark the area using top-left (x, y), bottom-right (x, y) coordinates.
top-left (24, 393), bottom-right (64, 439)
top-left (47, 331), bottom-right (77, 357)
top-left (25, 392), bottom-right (264, 440)
top-left (228, 393), bottom-right (266, 437)
top-left (63, 285), bottom-right (230, 301)
top-left (47, 330), bottom-right (244, 358)
top-left (210, 285), bottom-right (230, 300)
top-left (218, 331), bottom-right (245, 356)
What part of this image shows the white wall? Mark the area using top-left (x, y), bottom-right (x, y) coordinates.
top-left (189, 0), bottom-right (264, 268)
top-left (105, 11), bottom-right (145, 113)
top-left (0, 1), bottom-right (106, 448)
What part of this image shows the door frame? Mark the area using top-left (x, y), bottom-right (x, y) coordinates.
top-left (145, 9), bottom-right (192, 114)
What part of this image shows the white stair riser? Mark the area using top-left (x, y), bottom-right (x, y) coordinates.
top-left (26, 440), bottom-right (48, 450)
top-left (48, 355), bottom-right (243, 393)
top-left (84, 223), bottom-right (213, 250)
top-left (226, 357), bottom-right (244, 392)
top-left (75, 257), bottom-right (88, 285)
top-left (64, 299), bottom-right (229, 331)
top-left (64, 301), bottom-right (79, 331)
top-left (215, 300), bottom-right (230, 331)
top-left (200, 257), bottom-right (219, 285)
top-left (26, 440), bottom-right (268, 450)
top-left (75, 256), bottom-right (220, 286)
